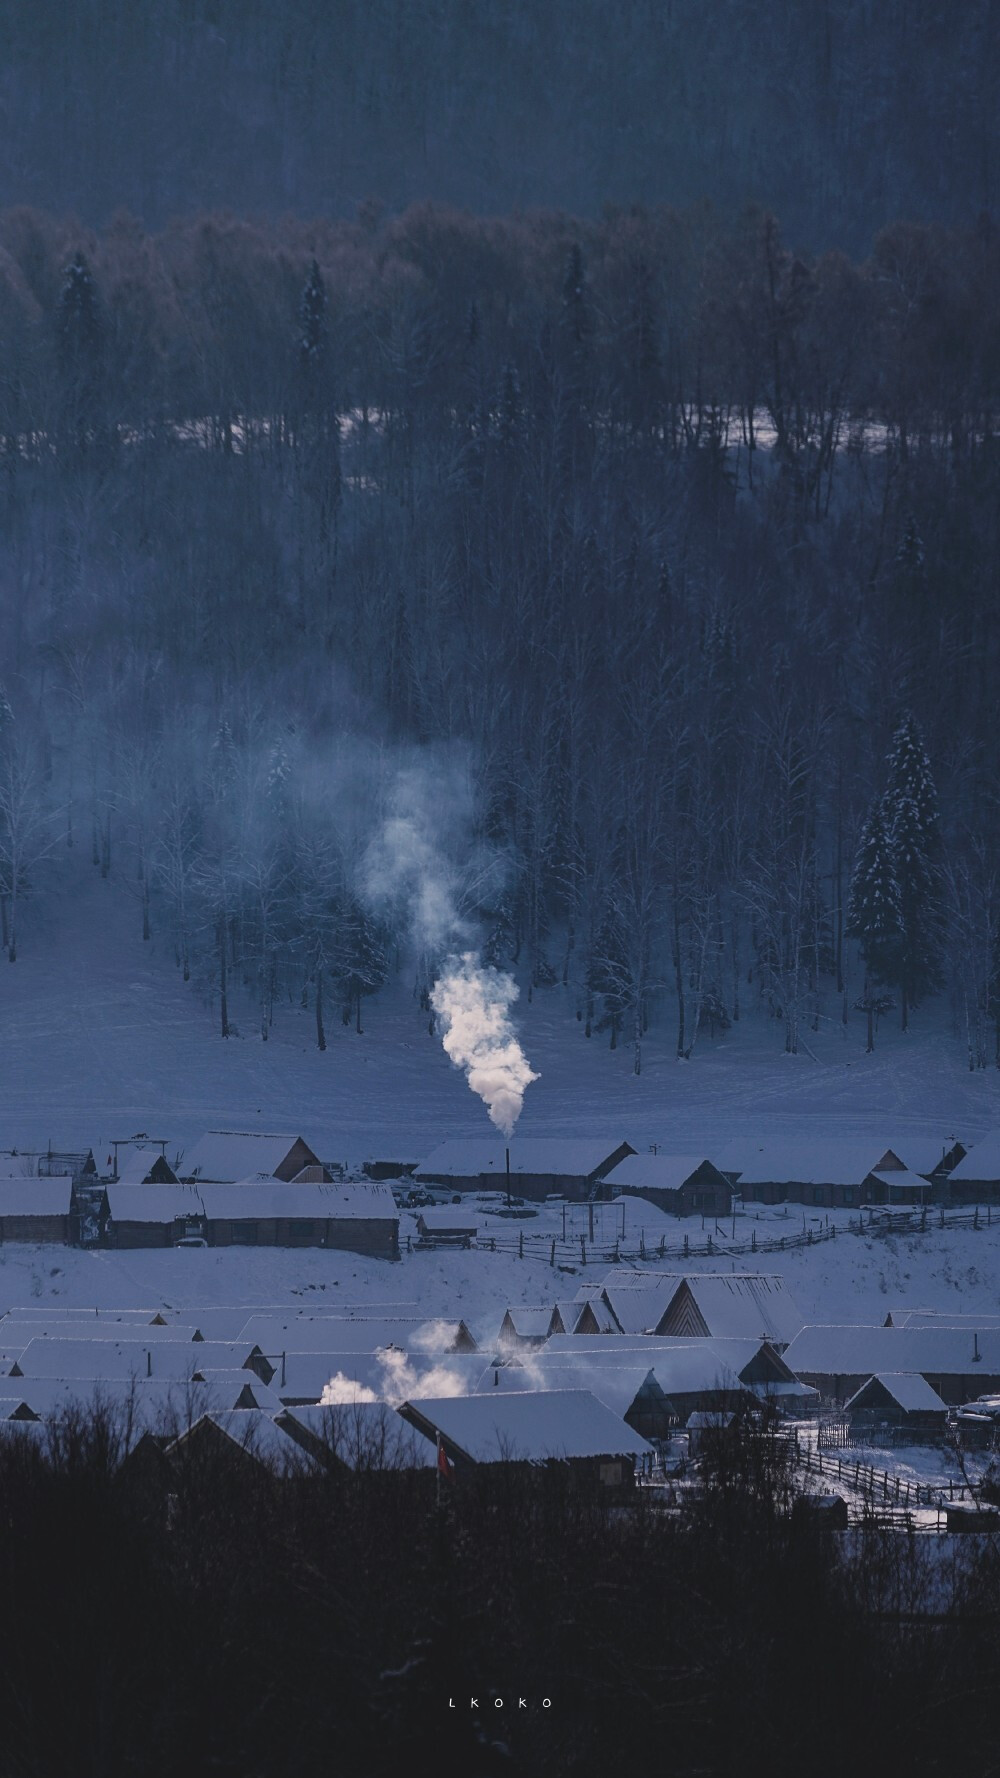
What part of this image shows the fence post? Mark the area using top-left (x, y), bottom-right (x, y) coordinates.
top-left (550, 1239), bottom-right (555, 1266)
top-left (518, 1229), bottom-right (524, 1259)
top-left (707, 1235), bottom-right (713, 1255)
top-left (751, 1229), bottom-right (757, 1252)
top-left (975, 1205), bottom-right (980, 1229)
top-left (581, 1237), bottom-right (586, 1265)
top-left (684, 1234), bottom-right (689, 1258)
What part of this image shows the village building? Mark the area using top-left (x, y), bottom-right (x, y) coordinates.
top-left (167, 1409), bottom-right (322, 1475)
top-left (277, 1402), bottom-right (437, 1471)
top-left (179, 1130), bottom-right (328, 1184)
top-left (653, 1274), bottom-right (804, 1349)
top-left (0, 1176), bottom-right (73, 1243)
top-left (945, 1131), bottom-right (1000, 1203)
top-left (413, 1138), bottom-right (635, 1202)
top-left (7, 1336), bottom-right (274, 1385)
top-left (481, 1359), bottom-right (675, 1441)
top-left (497, 1306), bottom-right (555, 1350)
top-left (398, 1387), bottom-right (652, 1484)
top-left (197, 1180), bottom-right (399, 1259)
top-left (844, 1372), bottom-right (949, 1436)
top-left (714, 1138), bottom-right (918, 1208)
top-left (781, 1325), bottom-right (1000, 1406)
top-left (601, 1153), bottom-right (732, 1217)
top-left (414, 1207), bottom-right (479, 1247)
top-left (102, 1184), bottom-right (206, 1249)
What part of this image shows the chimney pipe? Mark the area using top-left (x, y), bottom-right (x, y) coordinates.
top-left (505, 1145), bottom-right (511, 1210)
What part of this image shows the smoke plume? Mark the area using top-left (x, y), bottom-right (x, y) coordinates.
top-left (361, 762), bottom-right (539, 1135)
top-left (430, 952), bottom-right (539, 1138)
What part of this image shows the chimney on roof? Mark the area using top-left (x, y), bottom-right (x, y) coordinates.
top-left (974, 1331), bottom-right (981, 1362)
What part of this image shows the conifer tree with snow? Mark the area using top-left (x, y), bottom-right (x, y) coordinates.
top-left (299, 258), bottom-right (326, 374)
top-left (846, 799), bottom-right (902, 1051)
top-left (883, 713), bottom-right (942, 1028)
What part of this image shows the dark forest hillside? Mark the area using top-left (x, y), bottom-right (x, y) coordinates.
top-left (0, 202), bottom-right (997, 1069)
top-left (0, 0), bottom-right (996, 253)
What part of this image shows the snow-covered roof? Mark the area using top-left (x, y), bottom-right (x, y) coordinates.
top-left (664, 1275), bottom-right (804, 1343)
top-left (180, 1131), bottom-right (315, 1182)
top-left (715, 1138), bottom-right (904, 1186)
top-left (241, 1314), bottom-right (471, 1355)
top-left (846, 1372), bottom-right (949, 1414)
top-left (281, 1402), bottom-right (437, 1469)
top-left (603, 1155), bottom-right (720, 1193)
top-left (105, 1184), bottom-right (204, 1223)
top-left (415, 1138), bottom-right (631, 1181)
top-left (882, 1138), bottom-right (964, 1178)
top-left (486, 1362), bottom-right (664, 1421)
top-left (0, 1320), bottom-right (200, 1352)
top-left (0, 1178), bottom-right (72, 1217)
top-left (10, 1337), bottom-right (261, 1382)
top-left (402, 1389), bottom-right (652, 1462)
top-left (195, 1370), bottom-right (285, 1412)
top-left (10, 1375), bottom-right (210, 1426)
top-left (783, 1325), bottom-right (1000, 1376)
top-left (175, 1409), bottom-right (321, 1473)
top-left (196, 1181), bottom-right (397, 1221)
top-left (949, 1132), bottom-right (1000, 1184)
top-left (416, 1207), bottom-right (479, 1231)
top-left (601, 1282), bottom-right (679, 1335)
top-left (112, 1148), bottom-right (178, 1185)
top-left (499, 1307), bottom-right (554, 1338)
top-left (885, 1309), bottom-right (1000, 1329)
top-left (273, 1349), bottom-right (485, 1405)
top-left (875, 1167), bottom-right (932, 1192)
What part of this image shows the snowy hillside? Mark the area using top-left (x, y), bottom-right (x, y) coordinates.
top-left (1, 865), bottom-right (997, 1166)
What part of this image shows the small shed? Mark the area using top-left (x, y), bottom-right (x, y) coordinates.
top-left (112, 1148), bottom-right (179, 1186)
top-left (687, 1409), bottom-right (737, 1457)
top-left (415, 1208), bottom-right (479, 1247)
top-left (601, 1154), bottom-right (732, 1217)
top-left (0, 1176), bottom-right (73, 1243)
top-left (844, 1372), bottom-right (949, 1434)
top-left (198, 1180), bottom-right (399, 1259)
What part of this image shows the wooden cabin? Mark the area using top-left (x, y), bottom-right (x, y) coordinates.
top-left (844, 1372), bottom-right (949, 1435)
top-left (0, 1176), bottom-right (73, 1243)
top-left (601, 1154), bottom-right (732, 1216)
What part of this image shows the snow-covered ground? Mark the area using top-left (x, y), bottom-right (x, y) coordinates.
top-left (2, 1212), bottom-right (999, 1344)
top-left (1, 867), bottom-right (998, 1166)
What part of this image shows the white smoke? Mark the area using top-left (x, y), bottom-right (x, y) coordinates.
top-left (360, 762), bottom-right (539, 1135)
top-left (320, 1371), bottom-right (379, 1405)
top-left (430, 952), bottom-right (539, 1137)
top-left (319, 1344), bottom-right (472, 1408)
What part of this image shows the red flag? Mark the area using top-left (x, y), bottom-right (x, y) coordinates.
top-left (437, 1435), bottom-right (452, 1479)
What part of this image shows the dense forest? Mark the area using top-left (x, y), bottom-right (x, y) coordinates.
top-left (0, 0), bottom-right (997, 254)
top-left (0, 200), bottom-right (998, 1067)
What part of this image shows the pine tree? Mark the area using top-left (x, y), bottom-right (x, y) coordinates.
top-left (299, 258), bottom-right (326, 373)
top-left (883, 713), bottom-right (942, 1028)
top-left (57, 250), bottom-right (104, 458)
top-left (846, 800), bottom-right (902, 1051)
top-left (338, 904), bottom-right (389, 1034)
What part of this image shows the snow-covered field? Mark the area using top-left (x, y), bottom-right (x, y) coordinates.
top-left (2, 1212), bottom-right (999, 1341)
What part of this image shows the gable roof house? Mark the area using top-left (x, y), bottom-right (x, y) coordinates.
top-left (946, 1132), bottom-right (1000, 1203)
top-left (478, 1359), bottom-right (675, 1441)
top-left (414, 1138), bottom-right (635, 1202)
top-left (180, 1131), bottom-right (328, 1184)
top-left (782, 1325), bottom-right (1000, 1405)
top-left (844, 1372), bottom-right (949, 1434)
top-left (715, 1139), bottom-right (913, 1208)
top-left (398, 1388), bottom-right (652, 1484)
top-left (601, 1154), bottom-right (732, 1217)
top-left (654, 1275), bottom-right (804, 1349)
top-left (497, 1306), bottom-right (556, 1350)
